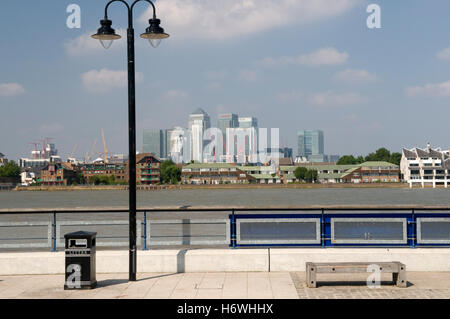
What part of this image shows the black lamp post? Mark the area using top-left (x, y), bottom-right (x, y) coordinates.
top-left (92, 0), bottom-right (169, 281)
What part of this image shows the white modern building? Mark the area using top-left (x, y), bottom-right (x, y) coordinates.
top-left (400, 143), bottom-right (450, 188)
top-left (188, 108), bottom-right (211, 163)
top-left (167, 126), bottom-right (191, 164)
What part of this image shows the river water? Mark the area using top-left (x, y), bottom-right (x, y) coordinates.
top-left (0, 188), bottom-right (449, 209)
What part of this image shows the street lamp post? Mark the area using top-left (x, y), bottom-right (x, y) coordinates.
top-left (92, 0), bottom-right (169, 281)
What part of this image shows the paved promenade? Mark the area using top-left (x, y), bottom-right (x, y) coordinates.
top-left (0, 272), bottom-right (449, 299)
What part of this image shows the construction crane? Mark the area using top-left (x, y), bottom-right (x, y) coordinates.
top-left (69, 144), bottom-right (78, 159)
top-left (101, 129), bottom-right (108, 164)
top-left (86, 139), bottom-right (97, 163)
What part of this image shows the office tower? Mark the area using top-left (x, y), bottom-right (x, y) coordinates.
top-left (188, 108), bottom-right (211, 163)
top-left (235, 117), bottom-right (258, 163)
top-left (297, 130), bottom-right (324, 159)
top-left (143, 129), bottom-right (169, 159)
top-left (217, 113), bottom-right (238, 161)
top-left (167, 127), bottom-right (190, 164)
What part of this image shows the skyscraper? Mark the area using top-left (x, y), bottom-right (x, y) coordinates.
top-left (188, 108), bottom-right (211, 163)
top-left (217, 113), bottom-right (238, 161)
top-left (143, 129), bottom-right (169, 159)
top-left (235, 117), bottom-right (258, 163)
top-left (297, 130), bottom-right (324, 158)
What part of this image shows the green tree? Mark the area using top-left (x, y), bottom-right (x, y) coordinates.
top-left (356, 156), bottom-right (365, 164)
top-left (305, 169), bottom-right (318, 183)
top-left (365, 147), bottom-right (391, 162)
top-left (294, 167), bottom-right (308, 181)
top-left (389, 152), bottom-right (402, 166)
top-left (337, 155), bottom-right (358, 165)
top-left (160, 160), bottom-right (181, 184)
top-left (0, 162), bottom-right (20, 178)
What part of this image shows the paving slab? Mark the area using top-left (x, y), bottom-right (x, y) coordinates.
top-left (0, 272), bottom-right (449, 299)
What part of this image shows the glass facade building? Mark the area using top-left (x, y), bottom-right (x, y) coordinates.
top-left (297, 130), bottom-right (324, 158)
top-left (143, 129), bottom-right (169, 159)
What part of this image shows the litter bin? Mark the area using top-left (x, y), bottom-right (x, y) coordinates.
top-left (64, 231), bottom-right (97, 290)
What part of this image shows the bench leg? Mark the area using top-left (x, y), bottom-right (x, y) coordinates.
top-left (395, 269), bottom-right (407, 288)
top-left (306, 264), bottom-right (317, 288)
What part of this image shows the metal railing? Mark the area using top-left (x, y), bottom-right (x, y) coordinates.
top-left (0, 207), bottom-right (449, 251)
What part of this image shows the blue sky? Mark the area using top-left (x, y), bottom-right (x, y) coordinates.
top-left (1, 0), bottom-right (450, 161)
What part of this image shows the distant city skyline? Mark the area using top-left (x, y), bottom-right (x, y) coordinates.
top-left (2, 1), bottom-right (450, 161)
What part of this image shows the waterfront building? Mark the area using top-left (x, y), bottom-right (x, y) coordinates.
top-left (279, 162), bottom-right (399, 184)
top-left (125, 153), bottom-right (161, 185)
top-left (239, 163), bottom-right (281, 184)
top-left (80, 163), bottom-right (126, 183)
top-left (297, 130), bottom-right (324, 159)
top-left (39, 162), bottom-right (78, 186)
top-left (189, 108), bottom-right (211, 163)
top-left (400, 143), bottom-right (450, 188)
top-left (181, 163), bottom-right (255, 184)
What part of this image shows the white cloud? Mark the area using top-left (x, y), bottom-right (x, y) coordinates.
top-left (308, 91), bottom-right (366, 107)
top-left (64, 29), bottom-right (126, 56)
top-left (277, 89), bottom-right (366, 107)
top-left (297, 47), bottom-right (349, 66)
top-left (406, 81), bottom-right (450, 97)
top-left (161, 89), bottom-right (189, 102)
top-left (256, 47), bottom-right (349, 67)
top-left (237, 69), bottom-right (261, 82)
top-left (437, 48), bottom-right (450, 61)
top-left (333, 69), bottom-right (377, 84)
top-left (277, 90), bottom-right (304, 103)
top-left (0, 83), bottom-right (25, 97)
top-left (81, 69), bottom-right (144, 93)
top-left (139, 0), bottom-right (359, 40)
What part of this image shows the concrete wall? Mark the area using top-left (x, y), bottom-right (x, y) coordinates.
top-left (0, 248), bottom-right (449, 275)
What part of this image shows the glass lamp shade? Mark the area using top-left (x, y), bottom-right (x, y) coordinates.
top-left (100, 40), bottom-right (114, 49)
top-left (140, 18), bottom-right (169, 48)
top-left (91, 19), bottom-right (121, 49)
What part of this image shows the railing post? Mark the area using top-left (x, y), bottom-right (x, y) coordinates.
top-left (321, 208), bottom-right (325, 248)
top-left (143, 211), bottom-right (147, 251)
top-left (231, 209), bottom-right (236, 249)
top-left (51, 212), bottom-right (57, 252)
top-left (411, 209), bottom-right (416, 248)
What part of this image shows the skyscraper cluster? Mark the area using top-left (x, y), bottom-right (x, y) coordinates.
top-left (143, 110), bottom-right (339, 164)
top-left (143, 109), bottom-right (258, 164)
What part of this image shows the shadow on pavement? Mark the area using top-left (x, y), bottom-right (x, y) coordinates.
top-left (137, 273), bottom-right (178, 282)
top-left (96, 279), bottom-right (129, 288)
top-left (314, 281), bottom-right (414, 288)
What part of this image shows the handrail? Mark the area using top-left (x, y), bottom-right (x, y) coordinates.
top-left (1, 205), bottom-right (450, 214)
top-left (0, 207), bottom-right (449, 251)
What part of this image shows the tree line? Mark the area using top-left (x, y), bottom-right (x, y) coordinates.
top-left (0, 162), bottom-right (20, 178)
top-left (337, 148), bottom-right (402, 166)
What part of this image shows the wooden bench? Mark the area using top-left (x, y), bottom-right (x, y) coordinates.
top-left (306, 262), bottom-right (407, 288)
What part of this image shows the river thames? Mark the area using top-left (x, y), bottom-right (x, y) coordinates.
top-left (0, 188), bottom-right (449, 209)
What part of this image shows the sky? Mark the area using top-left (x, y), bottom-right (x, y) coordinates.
top-left (1, 0), bottom-right (450, 161)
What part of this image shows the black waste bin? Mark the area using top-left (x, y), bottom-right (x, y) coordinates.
top-left (64, 231), bottom-right (97, 290)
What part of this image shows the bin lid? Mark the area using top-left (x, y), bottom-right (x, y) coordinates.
top-left (64, 231), bottom-right (97, 239)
